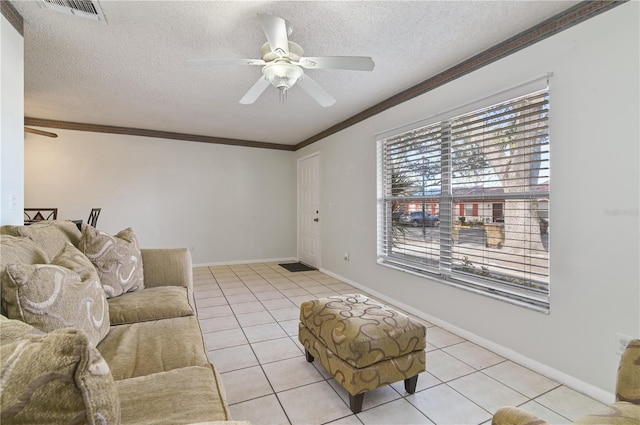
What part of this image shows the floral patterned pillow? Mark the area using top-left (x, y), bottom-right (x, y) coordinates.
top-left (78, 226), bottom-right (144, 298)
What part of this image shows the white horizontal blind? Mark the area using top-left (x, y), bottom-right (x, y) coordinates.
top-left (378, 88), bottom-right (550, 310)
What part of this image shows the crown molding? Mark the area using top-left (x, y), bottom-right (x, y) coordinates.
top-left (1, 0), bottom-right (23, 35)
top-left (24, 118), bottom-right (296, 151)
top-left (294, 0), bottom-right (626, 150)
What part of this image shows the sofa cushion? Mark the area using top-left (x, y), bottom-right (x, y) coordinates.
top-left (108, 286), bottom-right (194, 325)
top-left (11, 220), bottom-right (82, 259)
top-left (79, 225), bottom-right (144, 298)
top-left (116, 365), bottom-right (231, 424)
top-left (2, 243), bottom-right (110, 346)
top-left (0, 326), bottom-right (120, 424)
top-left (97, 315), bottom-right (209, 380)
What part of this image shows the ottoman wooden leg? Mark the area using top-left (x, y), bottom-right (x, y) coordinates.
top-left (304, 349), bottom-right (314, 362)
top-left (404, 375), bottom-right (418, 394)
top-left (349, 393), bottom-right (364, 414)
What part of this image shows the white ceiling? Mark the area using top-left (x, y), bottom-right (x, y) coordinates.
top-left (13, 0), bottom-right (580, 146)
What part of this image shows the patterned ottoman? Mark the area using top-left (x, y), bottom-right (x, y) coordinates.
top-left (298, 294), bottom-right (426, 413)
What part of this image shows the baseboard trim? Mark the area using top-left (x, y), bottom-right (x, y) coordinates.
top-left (318, 267), bottom-right (615, 405)
top-left (193, 257), bottom-right (296, 268)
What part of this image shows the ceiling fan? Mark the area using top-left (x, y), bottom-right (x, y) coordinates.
top-left (186, 13), bottom-right (375, 107)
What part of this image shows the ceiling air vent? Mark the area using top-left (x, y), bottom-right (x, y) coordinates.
top-left (40, 0), bottom-right (107, 23)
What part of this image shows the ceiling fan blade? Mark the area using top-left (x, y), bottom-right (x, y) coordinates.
top-left (239, 77), bottom-right (271, 104)
top-left (297, 56), bottom-right (375, 71)
top-left (185, 58), bottom-right (265, 67)
top-left (258, 14), bottom-right (289, 57)
top-left (24, 127), bottom-right (58, 138)
top-left (296, 75), bottom-right (336, 107)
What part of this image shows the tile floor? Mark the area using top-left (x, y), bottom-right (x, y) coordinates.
top-left (193, 263), bottom-right (607, 425)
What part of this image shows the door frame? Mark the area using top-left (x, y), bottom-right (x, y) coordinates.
top-left (297, 152), bottom-right (321, 268)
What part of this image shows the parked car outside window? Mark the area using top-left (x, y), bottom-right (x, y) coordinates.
top-left (399, 212), bottom-right (440, 227)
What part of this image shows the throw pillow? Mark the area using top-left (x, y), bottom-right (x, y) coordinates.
top-left (79, 225), bottom-right (144, 298)
top-left (0, 327), bottom-right (120, 424)
top-left (2, 243), bottom-right (110, 346)
top-left (0, 235), bottom-right (49, 316)
top-left (13, 220), bottom-right (82, 260)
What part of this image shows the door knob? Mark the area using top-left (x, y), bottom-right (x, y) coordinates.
top-left (313, 218), bottom-right (319, 222)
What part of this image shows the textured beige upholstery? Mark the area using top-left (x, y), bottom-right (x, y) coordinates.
top-left (299, 294), bottom-right (426, 413)
top-left (0, 222), bottom-right (235, 424)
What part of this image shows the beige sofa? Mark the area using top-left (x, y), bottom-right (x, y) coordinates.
top-left (492, 339), bottom-right (640, 425)
top-left (0, 220), bottom-right (246, 425)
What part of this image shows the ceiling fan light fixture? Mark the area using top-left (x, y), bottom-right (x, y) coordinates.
top-left (262, 62), bottom-right (303, 102)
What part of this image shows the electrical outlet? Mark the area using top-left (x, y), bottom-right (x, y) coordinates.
top-left (616, 332), bottom-right (633, 355)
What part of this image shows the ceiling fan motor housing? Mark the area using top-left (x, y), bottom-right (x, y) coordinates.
top-left (261, 41), bottom-right (304, 62)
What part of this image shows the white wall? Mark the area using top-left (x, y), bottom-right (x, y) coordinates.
top-left (297, 3), bottom-right (639, 401)
top-left (0, 14), bottom-right (24, 225)
top-left (24, 130), bottom-right (297, 265)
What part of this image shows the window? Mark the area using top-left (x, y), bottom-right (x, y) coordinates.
top-left (378, 86), bottom-right (550, 311)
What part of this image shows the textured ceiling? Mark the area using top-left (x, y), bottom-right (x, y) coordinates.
top-left (13, 0), bottom-right (580, 146)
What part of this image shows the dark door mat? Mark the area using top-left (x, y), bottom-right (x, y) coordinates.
top-left (279, 262), bottom-right (317, 272)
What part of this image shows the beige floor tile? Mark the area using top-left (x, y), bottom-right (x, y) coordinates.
top-left (236, 311), bottom-right (275, 327)
top-left (278, 319), bottom-right (300, 337)
top-left (426, 327), bottom-right (466, 348)
top-left (408, 384), bottom-right (492, 424)
top-left (262, 356), bottom-right (325, 392)
top-left (270, 307), bottom-right (301, 322)
top-left (426, 350), bottom-right (475, 382)
top-left (226, 293), bottom-right (259, 304)
top-left (261, 297), bottom-right (297, 310)
top-left (222, 286), bottom-right (252, 296)
top-left (197, 304), bottom-right (233, 319)
top-left (195, 296), bottom-right (228, 309)
top-left (449, 372), bottom-right (529, 413)
top-left (534, 386), bottom-right (609, 421)
top-left (280, 287), bottom-right (311, 297)
top-left (248, 284), bottom-right (277, 293)
top-left (304, 284), bottom-right (334, 295)
top-left (288, 294), bottom-right (319, 306)
top-left (328, 380), bottom-right (402, 412)
top-left (198, 315), bottom-right (239, 332)
top-left (203, 328), bottom-right (248, 350)
top-left (515, 401), bottom-right (572, 424)
top-left (230, 301), bottom-right (266, 315)
top-left (216, 278), bottom-right (245, 287)
top-left (357, 398), bottom-right (433, 424)
top-left (324, 414), bottom-right (363, 425)
top-left (207, 344), bottom-right (258, 373)
top-left (221, 366), bottom-right (273, 404)
top-left (243, 322), bottom-right (288, 343)
top-left (194, 288), bottom-right (225, 299)
top-left (229, 394), bottom-right (290, 425)
top-left (484, 361), bottom-right (559, 398)
top-left (278, 381), bottom-right (354, 425)
top-left (252, 337), bottom-right (303, 364)
top-left (254, 290), bottom-right (286, 301)
top-left (443, 341), bottom-right (505, 370)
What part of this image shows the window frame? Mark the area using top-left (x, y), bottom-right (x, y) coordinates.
top-left (377, 77), bottom-right (551, 312)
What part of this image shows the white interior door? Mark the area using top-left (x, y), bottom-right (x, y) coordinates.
top-left (297, 153), bottom-right (320, 268)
